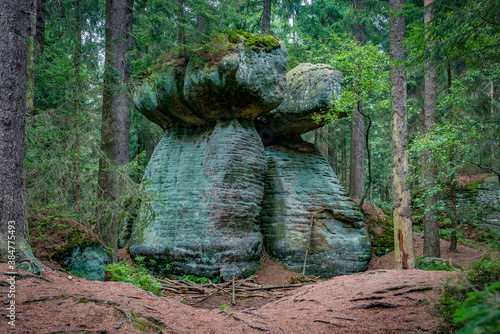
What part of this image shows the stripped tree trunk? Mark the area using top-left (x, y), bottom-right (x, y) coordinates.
top-left (390, 0), bottom-right (416, 269)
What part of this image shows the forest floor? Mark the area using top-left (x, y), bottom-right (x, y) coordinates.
top-left (2, 173), bottom-right (496, 333)
top-left (0, 237), bottom-right (493, 334)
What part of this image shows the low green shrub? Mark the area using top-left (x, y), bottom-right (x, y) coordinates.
top-left (454, 282), bottom-right (500, 333)
top-left (105, 260), bottom-right (162, 295)
top-left (182, 274), bottom-right (215, 284)
top-left (436, 255), bottom-right (500, 332)
top-left (466, 254), bottom-right (500, 288)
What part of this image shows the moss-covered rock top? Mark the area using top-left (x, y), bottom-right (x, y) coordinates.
top-left (133, 31), bottom-right (287, 129)
top-left (255, 63), bottom-right (343, 144)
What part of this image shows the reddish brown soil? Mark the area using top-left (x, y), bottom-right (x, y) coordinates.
top-left (1, 261), bottom-right (453, 334)
top-left (4, 196), bottom-right (493, 334)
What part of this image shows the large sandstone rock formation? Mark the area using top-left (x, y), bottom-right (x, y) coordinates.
top-left (130, 120), bottom-right (267, 280)
top-left (260, 139), bottom-right (371, 276)
top-left (130, 41), bottom-right (371, 279)
top-left (255, 63), bottom-right (370, 276)
top-left (129, 35), bottom-right (287, 280)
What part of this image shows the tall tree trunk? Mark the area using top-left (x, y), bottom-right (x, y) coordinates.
top-left (0, 0), bottom-right (35, 263)
top-left (36, 0), bottom-right (46, 54)
top-left (422, 0), bottom-right (440, 258)
top-left (146, 120), bottom-right (152, 163)
top-left (197, 13), bottom-right (207, 36)
top-left (74, 0), bottom-right (81, 218)
top-left (446, 62), bottom-right (458, 253)
top-left (390, 0), bottom-right (416, 269)
top-left (26, 0), bottom-right (38, 115)
top-left (491, 81), bottom-right (495, 159)
top-left (97, 0), bottom-right (134, 258)
top-left (349, 0), bottom-right (366, 199)
top-left (319, 126), bottom-right (329, 158)
top-left (330, 125), bottom-right (338, 173)
top-left (262, 0), bottom-right (271, 35)
top-left (178, 0), bottom-right (186, 48)
top-left (341, 130), bottom-right (348, 188)
top-left (349, 104), bottom-right (365, 199)
top-left (353, 0), bottom-right (365, 45)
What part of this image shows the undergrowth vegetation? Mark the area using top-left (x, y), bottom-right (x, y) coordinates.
top-left (436, 255), bottom-right (500, 332)
top-left (105, 257), bottom-right (162, 295)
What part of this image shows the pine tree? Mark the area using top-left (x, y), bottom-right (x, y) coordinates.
top-left (0, 0), bottom-right (35, 263)
top-left (96, 0), bottom-right (134, 259)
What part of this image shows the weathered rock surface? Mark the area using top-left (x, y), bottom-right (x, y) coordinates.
top-left (63, 245), bottom-right (110, 281)
top-left (256, 63), bottom-right (342, 144)
top-left (260, 138), bottom-right (371, 277)
top-left (129, 119), bottom-right (266, 280)
top-left (133, 43), bottom-right (287, 130)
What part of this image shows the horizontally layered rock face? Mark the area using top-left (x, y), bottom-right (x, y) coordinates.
top-left (131, 48), bottom-right (371, 279)
top-left (256, 63), bottom-right (371, 276)
top-left (260, 140), bottom-right (371, 276)
top-left (130, 120), bottom-right (267, 280)
top-left (129, 38), bottom-right (287, 280)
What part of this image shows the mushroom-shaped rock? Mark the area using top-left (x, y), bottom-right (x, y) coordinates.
top-left (256, 63), bottom-right (342, 144)
top-left (133, 37), bottom-right (287, 129)
top-left (260, 138), bottom-right (371, 277)
top-left (129, 119), bottom-right (267, 280)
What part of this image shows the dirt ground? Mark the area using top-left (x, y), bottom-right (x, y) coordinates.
top-left (5, 175), bottom-right (495, 334)
top-left (0, 237), bottom-right (492, 334)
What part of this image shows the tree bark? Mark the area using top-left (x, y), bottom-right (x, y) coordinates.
top-left (36, 0), bottom-right (46, 54)
top-left (262, 0), bottom-right (272, 35)
top-left (422, 0), bottom-right (440, 258)
top-left (0, 0), bottom-right (35, 262)
top-left (26, 0), bottom-right (38, 114)
top-left (97, 0), bottom-right (134, 257)
top-left (341, 129), bottom-right (348, 188)
top-left (74, 0), bottom-right (82, 217)
top-left (197, 13), bottom-right (207, 36)
top-left (353, 0), bottom-right (365, 45)
top-left (330, 125), bottom-right (338, 173)
top-left (349, 106), bottom-right (365, 199)
top-left (390, 0), bottom-right (416, 269)
top-left (349, 0), bottom-right (366, 199)
top-left (178, 0), bottom-right (186, 48)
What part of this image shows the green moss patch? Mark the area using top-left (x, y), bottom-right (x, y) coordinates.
top-left (146, 30), bottom-right (282, 77)
top-left (29, 211), bottom-right (102, 267)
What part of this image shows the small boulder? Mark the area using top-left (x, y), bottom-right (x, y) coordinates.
top-left (417, 257), bottom-right (463, 271)
top-left (63, 246), bottom-right (110, 281)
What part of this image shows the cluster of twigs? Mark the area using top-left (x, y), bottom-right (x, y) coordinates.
top-left (155, 276), bottom-right (319, 304)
